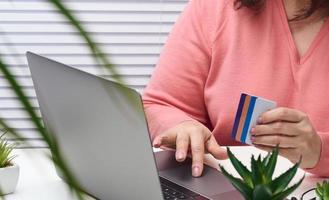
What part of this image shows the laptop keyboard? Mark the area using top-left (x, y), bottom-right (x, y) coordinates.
top-left (160, 177), bottom-right (209, 200)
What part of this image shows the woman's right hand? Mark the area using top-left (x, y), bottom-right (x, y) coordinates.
top-left (152, 120), bottom-right (228, 177)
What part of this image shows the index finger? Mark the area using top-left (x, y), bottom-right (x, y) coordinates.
top-left (259, 107), bottom-right (305, 124)
top-left (190, 133), bottom-right (205, 177)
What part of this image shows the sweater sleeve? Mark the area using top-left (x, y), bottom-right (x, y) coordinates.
top-left (304, 132), bottom-right (329, 177)
top-left (142, 0), bottom-right (226, 140)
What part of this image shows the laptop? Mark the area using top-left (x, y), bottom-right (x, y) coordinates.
top-left (26, 52), bottom-right (242, 200)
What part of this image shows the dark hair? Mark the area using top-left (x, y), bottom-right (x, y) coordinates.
top-left (234, 0), bottom-right (329, 20)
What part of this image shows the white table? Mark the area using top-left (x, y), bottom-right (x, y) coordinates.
top-left (4, 147), bottom-right (328, 200)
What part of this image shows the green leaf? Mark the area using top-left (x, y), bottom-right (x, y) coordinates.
top-left (316, 181), bottom-right (329, 200)
top-left (264, 146), bottom-right (278, 181)
top-left (323, 181), bottom-right (329, 197)
top-left (269, 160), bottom-right (301, 195)
top-left (220, 165), bottom-right (253, 200)
top-left (271, 175), bottom-right (305, 200)
top-left (262, 152), bottom-right (271, 167)
top-left (251, 155), bottom-right (266, 185)
top-left (226, 147), bottom-right (253, 188)
top-left (324, 181), bottom-right (329, 200)
top-left (317, 182), bottom-right (324, 198)
top-left (316, 189), bottom-right (323, 200)
top-left (252, 185), bottom-right (272, 200)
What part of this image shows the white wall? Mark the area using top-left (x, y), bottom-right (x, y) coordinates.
top-left (0, 0), bottom-right (188, 147)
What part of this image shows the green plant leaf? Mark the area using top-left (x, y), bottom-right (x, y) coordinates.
top-left (317, 182), bottom-right (324, 198)
top-left (262, 152), bottom-right (271, 167)
top-left (316, 180), bottom-right (329, 200)
top-left (220, 165), bottom-right (253, 200)
top-left (324, 181), bottom-right (329, 200)
top-left (319, 191), bottom-right (329, 200)
top-left (252, 185), bottom-right (272, 200)
top-left (271, 175), bottom-right (305, 200)
top-left (264, 146), bottom-right (278, 181)
top-left (269, 160), bottom-right (301, 195)
top-left (226, 147), bottom-right (253, 188)
top-left (251, 155), bottom-right (266, 185)
top-left (316, 189), bottom-right (323, 199)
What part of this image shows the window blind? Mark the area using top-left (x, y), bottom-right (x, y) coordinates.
top-left (0, 0), bottom-right (188, 147)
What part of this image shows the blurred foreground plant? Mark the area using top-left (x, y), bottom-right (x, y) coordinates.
top-left (219, 147), bottom-right (304, 200)
top-left (0, 0), bottom-right (125, 199)
top-left (316, 180), bottom-right (329, 200)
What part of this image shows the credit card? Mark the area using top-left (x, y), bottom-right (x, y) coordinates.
top-left (231, 93), bottom-right (277, 144)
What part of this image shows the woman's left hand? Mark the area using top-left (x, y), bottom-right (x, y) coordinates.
top-left (251, 107), bottom-right (322, 168)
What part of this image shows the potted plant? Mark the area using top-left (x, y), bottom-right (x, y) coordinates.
top-left (220, 146), bottom-right (304, 200)
top-left (0, 134), bottom-right (19, 195)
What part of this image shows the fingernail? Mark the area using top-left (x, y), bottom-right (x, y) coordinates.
top-left (257, 117), bottom-right (263, 124)
top-left (192, 166), bottom-right (201, 177)
top-left (251, 136), bottom-right (255, 142)
top-left (250, 127), bottom-right (255, 134)
top-left (176, 151), bottom-right (184, 161)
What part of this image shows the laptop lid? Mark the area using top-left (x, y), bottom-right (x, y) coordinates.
top-left (26, 52), bottom-right (163, 200)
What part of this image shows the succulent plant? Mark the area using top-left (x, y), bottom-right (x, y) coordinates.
top-left (0, 134), bottom-right (16, 168)
top-left (316, 180), bottom-right (329, 200)
top-left (219, 146), bottom-right (304, 200)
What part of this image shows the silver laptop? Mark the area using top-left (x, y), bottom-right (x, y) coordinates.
top-left (26, 52), bottom-right (241, 200)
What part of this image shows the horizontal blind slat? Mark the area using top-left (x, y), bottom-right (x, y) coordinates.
top-left (0, 66), bottom-right (154, 77)
top-left (0, 45), bottom-right (163, 54)
top-left (0, 76), bottom-right (150, 90)
top-left (0, 34), bottom-right (168, 44)
top-left (2, 120), bottom-right (39, 129)
top-left (0, 109), bottom-right (42, 118)
top-left (1, 55), bottom-right (160, 65)
top-left (0, 2), bottom-right (186, 12)
top-left (0, 23), bottom-right (173, 33)
top-left (0, 12), bottom-right (179, 23)
top-left (0, 99), bottom-right (39, 109)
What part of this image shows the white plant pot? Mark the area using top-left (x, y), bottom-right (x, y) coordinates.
top-left (0, 164), bottom-right (19, 195)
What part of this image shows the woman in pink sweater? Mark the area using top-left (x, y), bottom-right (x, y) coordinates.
top-left (143, 0), bottom-right (329, 177)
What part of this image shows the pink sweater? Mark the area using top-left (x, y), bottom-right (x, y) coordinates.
top-left (142, 0), bottom-right (329, 176)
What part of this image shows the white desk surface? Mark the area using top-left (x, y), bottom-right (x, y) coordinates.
top-left (4, 147), bottom-right (328, 200)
